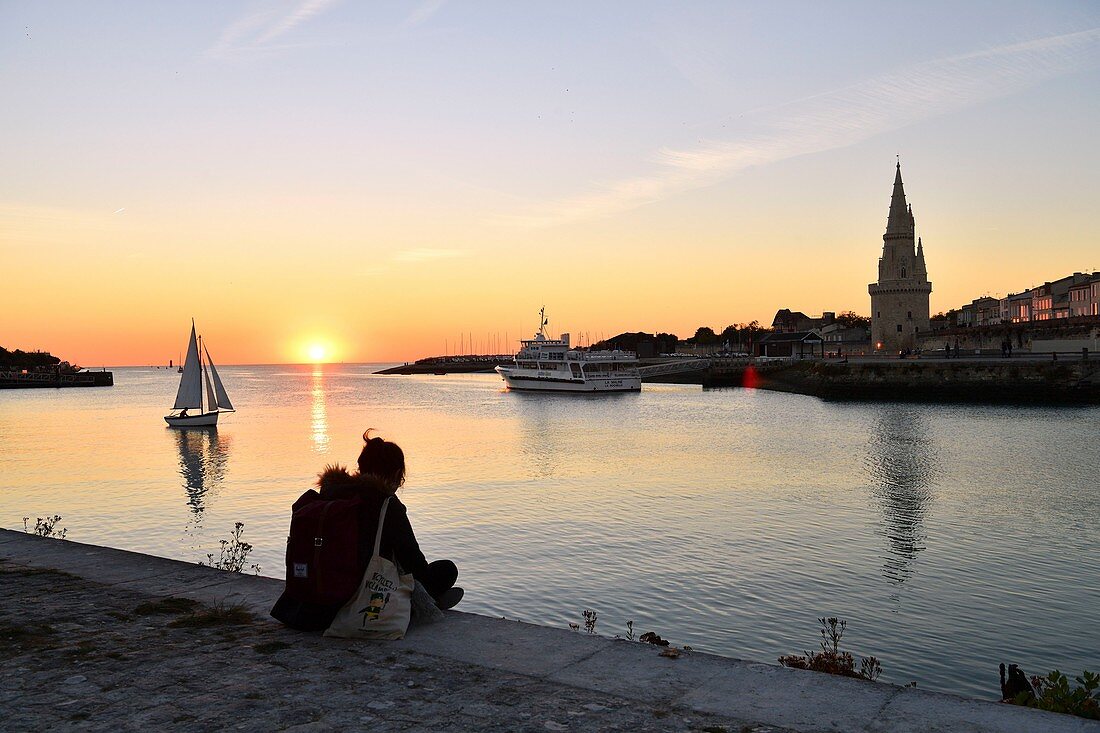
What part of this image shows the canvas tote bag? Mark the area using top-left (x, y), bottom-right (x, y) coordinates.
top-left (324, 496), bottom-right (414, 640)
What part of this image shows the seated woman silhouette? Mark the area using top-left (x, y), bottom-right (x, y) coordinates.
top-left (271, 430), bottom-right (462, 631)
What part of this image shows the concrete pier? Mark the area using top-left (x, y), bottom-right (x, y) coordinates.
top-left (1, 529), bottom-right (1094, 732)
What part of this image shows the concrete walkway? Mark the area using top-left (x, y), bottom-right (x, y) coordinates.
top-left (1, 530), bottom-right (1094, 732)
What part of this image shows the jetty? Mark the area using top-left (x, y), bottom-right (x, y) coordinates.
top-left (0, 346), bottom-right (112, 389)
top-left (702, 353), bottom-right (1100, 403)
top-left (0, 368), bottom-right (113, 389)
top-left (2, 530), bottom-right (1092, 732)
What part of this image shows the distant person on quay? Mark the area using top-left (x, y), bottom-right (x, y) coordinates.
top-left (271, 430), bottom-right (462, 632)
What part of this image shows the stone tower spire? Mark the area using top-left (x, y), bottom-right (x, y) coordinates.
top-left (869, 161), bottom-right (932, 352)
top-left (885, 162), bottom-right (912, 236)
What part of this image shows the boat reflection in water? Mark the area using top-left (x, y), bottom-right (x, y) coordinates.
top-left (174, 427), bottom-right (232, 521)
top-left (865, 406), bottom-right (938, 586)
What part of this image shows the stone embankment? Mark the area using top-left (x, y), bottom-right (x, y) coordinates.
top-left (3, 530), bottom-right (1093, 732)
top-left (704, 358), bottom-right (1100, 403)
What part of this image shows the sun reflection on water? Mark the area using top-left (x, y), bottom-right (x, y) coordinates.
top-left (310, 367), bottom-right (329, 454)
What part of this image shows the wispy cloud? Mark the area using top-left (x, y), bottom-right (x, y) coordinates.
top-left (403, 0), bottom-right (447, 28)
top-left (391, 247), bottom-right (467, 263)
top-left (205, 0), bottom-right (340, 60)
top-left (503, 28), bottom-right (1100, 227)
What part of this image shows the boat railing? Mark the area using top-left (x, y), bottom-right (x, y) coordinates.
top-left (578, 351), bottom-right (637, 361)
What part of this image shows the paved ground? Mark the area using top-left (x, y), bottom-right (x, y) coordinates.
top-left (0, 559), bottom-right (781, 733)
top-left (1, 531), bottom-right (1094, 733)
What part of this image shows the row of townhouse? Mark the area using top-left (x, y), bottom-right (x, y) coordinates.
top-left (955, 272), bottom-right (1100, 327)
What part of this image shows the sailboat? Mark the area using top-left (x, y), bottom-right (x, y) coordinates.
top-left (165, 321), bottom-right (235, 427)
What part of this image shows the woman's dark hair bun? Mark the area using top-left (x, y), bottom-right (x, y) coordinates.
top-left (357, 428), bottom-right (406, 490)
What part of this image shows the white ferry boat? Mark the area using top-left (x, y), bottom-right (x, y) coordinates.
top-left (495, 309), bottom-right (641, 393)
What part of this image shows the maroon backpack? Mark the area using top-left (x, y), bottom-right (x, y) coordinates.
top-left (280, 489), bottom-right (365, 607)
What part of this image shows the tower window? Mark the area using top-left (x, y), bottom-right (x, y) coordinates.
top-left (901, 267), bottom-right (907, 278)
top-left (877, 311), bottom-right (880, 318)
top-left (907, 311), bottom-right (912, 319)
top-left (896, 324), bottom-right (902, 332)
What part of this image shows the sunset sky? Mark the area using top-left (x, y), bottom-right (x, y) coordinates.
top-left (2, 1), bottom-right (1099, 364)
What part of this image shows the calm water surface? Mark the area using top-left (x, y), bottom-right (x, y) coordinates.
top-left (2, 365), bottom-right (1097, 698)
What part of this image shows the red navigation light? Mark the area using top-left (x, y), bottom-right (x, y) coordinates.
top-left (742, 364), bottom-right (760, 389)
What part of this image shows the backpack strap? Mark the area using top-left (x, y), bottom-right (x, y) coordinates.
top-left (372, 496), bottom-right (392, 558)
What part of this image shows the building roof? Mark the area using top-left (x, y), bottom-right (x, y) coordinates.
top-left (758, 330), bottom-right (823, 343)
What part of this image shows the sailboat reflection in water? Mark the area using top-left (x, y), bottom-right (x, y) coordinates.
top-left (176, 428), bottom-right (231, 519)
top-left (165, 320), bottom-right (235, 427)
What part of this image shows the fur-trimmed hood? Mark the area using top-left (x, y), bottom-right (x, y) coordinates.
top-left (316, 464), bottom-right (394, 500)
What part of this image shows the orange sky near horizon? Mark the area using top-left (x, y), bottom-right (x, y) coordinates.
top-left (5, 154), bottom-right (1096, 367)
top-left (2, 4), bottom-right (1098, 366)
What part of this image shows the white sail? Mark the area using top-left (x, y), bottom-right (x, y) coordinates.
top-left (204, 344), bottom-right (234, 411)
top-left (203, 360), bottom-right (217, 414)
top-left (172, 323), bottom-right (203, 409)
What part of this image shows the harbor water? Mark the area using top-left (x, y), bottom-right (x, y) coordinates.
top-left (1, 365), bottom-right (1097, 698)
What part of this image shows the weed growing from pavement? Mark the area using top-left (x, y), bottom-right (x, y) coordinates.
top-left (168, 600), bottom-right (254, 628)
top-left (0, 621), bottom-right (56, 648)
top-left (1008, 669), bottom-right (1100, 720)
top-left (200, 522), bottom-right (260, 574)
top-left (134, 597), bottom-right (200, 616)
top-left (582, 609), bottom-right (598, 634)
top-left (22, 515), bottom-right (67, 539)
top-left (253, 640), bottom-right (292, 654)
top-left (778, 617), bottom-right (882, 682)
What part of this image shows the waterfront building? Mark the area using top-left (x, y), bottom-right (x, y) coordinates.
top-left (1009, 291), bottom-right (1032, 323)
top-left (771, 309), bottom-right (834, 333)
top-left (1070, 280), bottom-right (1092, 317)
top-left (756, 330), bottom-right (824, 358)
top-left (958, 296), bottom-right (1000, 327)
top-left (1012, 273), bottom-right (1094, 323)
top-left (869, 162), bottom-right (932, 352)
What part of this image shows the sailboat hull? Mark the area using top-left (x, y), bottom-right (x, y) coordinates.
top-left (165, 412), bottom-right (219, 428)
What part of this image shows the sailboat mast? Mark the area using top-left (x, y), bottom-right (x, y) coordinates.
top-left (198, 335), bottom-right (204, 414)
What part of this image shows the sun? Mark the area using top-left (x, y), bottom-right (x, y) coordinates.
top-left (307, 343), bottom-right (327, 362)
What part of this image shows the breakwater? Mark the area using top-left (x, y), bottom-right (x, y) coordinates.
top-left (704, 357), bottom-right (1100, 403)
top-left (376, 358), bottom-right (504, 375)
top-left (0, 369), bottom-right (113, 388)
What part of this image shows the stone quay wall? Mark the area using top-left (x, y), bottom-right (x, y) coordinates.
top-left (703, 358), bottom-right (1100, 403)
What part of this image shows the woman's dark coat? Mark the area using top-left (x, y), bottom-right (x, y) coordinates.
top-left (270, 467), bottom-right (428, 631)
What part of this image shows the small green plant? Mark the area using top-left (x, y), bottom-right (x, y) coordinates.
top-left (625, 620), bottom-right (636, 641)
top-left (778, 617), bottom-right (882, 681)
top-left (22, 515), bottom-right (67, 539)
top-left (200, 522), bottom-right (259, 574)
top-left (582, 609), bottom-right (598, 634)
top-left (1011, 670), bottom-right (1100, 720)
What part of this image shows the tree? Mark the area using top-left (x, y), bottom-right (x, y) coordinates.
top-left (690, 326), bottom-right (718, 345)
top-left (836, 311), bottom-right (870, 330)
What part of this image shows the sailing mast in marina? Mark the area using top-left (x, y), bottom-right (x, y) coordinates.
top-left (165, 321), bottom-right (235, 427)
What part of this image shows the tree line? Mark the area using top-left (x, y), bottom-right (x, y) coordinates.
top-left (0, 347), bottom-right (62, 369)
